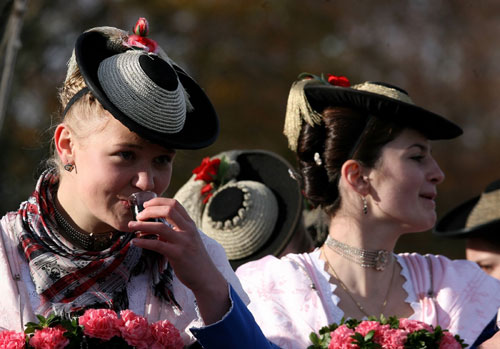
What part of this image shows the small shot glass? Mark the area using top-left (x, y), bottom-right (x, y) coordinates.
top-left (128, 191), bottom-right (173, 239)
top-left (128, 191), bottom-right (158, 221)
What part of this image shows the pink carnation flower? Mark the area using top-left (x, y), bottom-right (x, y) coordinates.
top-left (0, 330), bottom-right (26, 349)
top-left (329, 324), bottom-right (357, 349)
top-left (150, 320), bottom-right (184, 349)
top-left (29, 326), bottom-right (69, 349)
top-left (79, 308), bottom-right (121, 341)
top-left (354, 320), bottom-right (391, 343)
top-left (119, 310), bottom-right (154, 349)
top-left (377, 328), bottom-right (408, 349)
top-left (439, 331), bottom-right (463, 349)
top-left (399, 318), bottom-right (433, 333)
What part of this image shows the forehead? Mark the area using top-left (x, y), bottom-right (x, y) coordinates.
top-left (83, 114), bottom-right (173, 153)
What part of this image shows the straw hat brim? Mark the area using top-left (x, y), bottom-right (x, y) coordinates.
top-left (434, 195), bottom-right (500, 238)
top-left (75, 30), bottom-right (219, 150)
top-left (227, 150), bottom-right (303, 268)
top-left (304, 84), bottom-right (463, 140)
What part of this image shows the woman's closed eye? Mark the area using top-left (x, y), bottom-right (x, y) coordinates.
top-left (410, 154), bottom-right (425, 162)
top-left (477, 262), bottom-right (494, 272)
top-left (116, 151), bottom-right (135, 161)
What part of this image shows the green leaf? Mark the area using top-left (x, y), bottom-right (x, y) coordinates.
top-left (364, 330), bottom-right (375, 341)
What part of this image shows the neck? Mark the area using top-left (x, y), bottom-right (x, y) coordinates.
top-left (57, 176), bottom-right (113, 235)
top-left (328, 212), bottom-right (400, 252)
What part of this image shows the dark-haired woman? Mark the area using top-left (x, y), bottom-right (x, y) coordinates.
top-left (236, 75), bottom-right (500, 348)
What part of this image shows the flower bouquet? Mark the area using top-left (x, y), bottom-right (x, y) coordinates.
top-left (0, 308), bottom-right (183, 349)
top-left (308, 316), bottom-right (467, 349)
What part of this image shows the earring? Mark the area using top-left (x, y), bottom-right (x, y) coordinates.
top-left (362, 196), bottom-right (368, 215)
top-left (313, 152), bottom-right (323, 166)
top-left (64, 163), bottom-right (75, 172)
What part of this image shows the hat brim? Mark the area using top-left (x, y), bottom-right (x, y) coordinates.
top-left (434, 196), bottom-right (500, 238)
top-left (75, 30), bottom-right (219, 150)
top-left (225, 150), bottom-right (303, 269)
top-left (304, 84), bottom-right (463, 140)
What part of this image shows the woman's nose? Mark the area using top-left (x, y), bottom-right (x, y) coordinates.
top-left (133, 170), bottom-right (155, 192)
top-left (429, 158), bottom-right (445, 185)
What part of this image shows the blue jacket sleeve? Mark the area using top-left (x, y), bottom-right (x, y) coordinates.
top-left (190, 285), bottom-right (280, 349)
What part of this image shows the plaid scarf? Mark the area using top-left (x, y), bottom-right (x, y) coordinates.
top-left (13, 170), bottom-right (180, 317)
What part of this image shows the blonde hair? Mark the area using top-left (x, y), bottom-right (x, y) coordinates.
top-left (47, 66), bottom-right (110, 173)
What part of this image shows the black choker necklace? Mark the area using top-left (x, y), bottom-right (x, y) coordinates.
top-left (54, 206), bottom-right (116, 251)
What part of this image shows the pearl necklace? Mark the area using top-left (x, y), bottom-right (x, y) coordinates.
top-left (53, 206), bottom-right (116, 251)
top-left (325, 235), bottom-right (391, 271)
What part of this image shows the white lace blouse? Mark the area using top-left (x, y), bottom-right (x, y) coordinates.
top-left (236, 248), bottom-right (500, 348)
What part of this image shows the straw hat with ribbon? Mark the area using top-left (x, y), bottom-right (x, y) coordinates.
top-left (64, 17), bottom-right (219, 150)
top-left (173, 150), bottom-right (303, 269)
top-left (434, 180), bottom-right (500, 238)
top-left (284, 73), bottom-right (463, 152)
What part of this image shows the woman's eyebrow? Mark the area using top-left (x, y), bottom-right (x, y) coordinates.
top-left (408, 143), bottom-right (429, 152)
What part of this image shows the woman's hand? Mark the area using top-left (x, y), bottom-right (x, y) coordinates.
top-left (128, 197), bottom-right (230, 325)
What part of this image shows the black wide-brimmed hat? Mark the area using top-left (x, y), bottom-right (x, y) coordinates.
top-left (173, 150), bottom-right (303, 269)
top-left (434, 180), bottom-right (500, 238)
top-left (284, 74), bottom-right (462, 151)
top-left (65, 18), bottom-right (218, 150)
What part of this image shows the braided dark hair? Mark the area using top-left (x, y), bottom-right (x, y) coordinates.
top-left (297, 107), bottom-right (404, 215)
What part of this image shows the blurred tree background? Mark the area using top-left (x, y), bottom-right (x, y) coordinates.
top-left (1, 0), bottom-right (499, 259)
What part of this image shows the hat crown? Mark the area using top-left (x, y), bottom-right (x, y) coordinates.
top-left (97, 50), bottom-right (189, 135)
top-left (208, 186), bottom-right (244, 222)
top-left (201, 181), bottom-right (279, 260)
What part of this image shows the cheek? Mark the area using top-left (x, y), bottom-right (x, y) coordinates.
top-left (155, 168), bottom-right (173, 194)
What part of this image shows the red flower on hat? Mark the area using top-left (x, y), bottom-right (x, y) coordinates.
top-left (127, 17), bottom-right (158, 53)
top-left (193, 157), bottom-right (221, 182)
top-left (327, 74), bottom-right (350, 87)
top-left (192, 157), bottom-right (230, 204)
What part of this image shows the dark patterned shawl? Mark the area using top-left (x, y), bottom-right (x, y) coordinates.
top-left (13, 170), bottom-right (179, 317)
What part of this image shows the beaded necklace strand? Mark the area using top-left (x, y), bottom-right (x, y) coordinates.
top-left (322, 247), bottom-right (396, 318)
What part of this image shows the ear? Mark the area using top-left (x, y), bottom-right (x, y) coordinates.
top-left (54, 123), bottom-right (75, 164)
top-left (340, 159), bottom-right (370, 195)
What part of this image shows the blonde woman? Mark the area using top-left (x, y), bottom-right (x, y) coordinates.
top-left (0, 19), bottom-right (274, 348)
